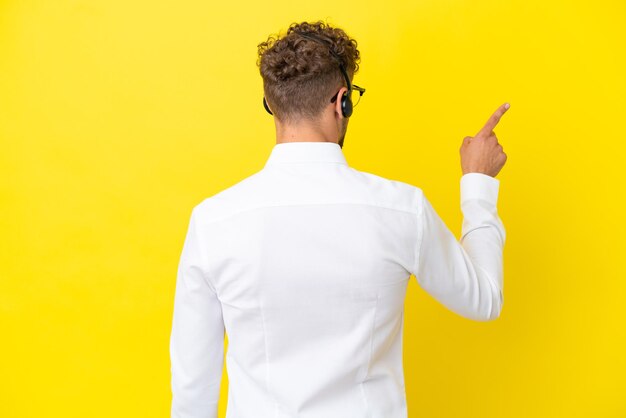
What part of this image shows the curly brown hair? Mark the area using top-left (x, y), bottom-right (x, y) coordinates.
top-left (257, 20), bottom-right (361, 123)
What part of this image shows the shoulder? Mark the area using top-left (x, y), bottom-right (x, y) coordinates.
top-left (192, 170), bottom-right (267, 224)
top-left (347, 167), bottom-right (425, 213)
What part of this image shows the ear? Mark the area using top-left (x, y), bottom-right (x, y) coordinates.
top-left (333, 87), bottom-right (348, 119)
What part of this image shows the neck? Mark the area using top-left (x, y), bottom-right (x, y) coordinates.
top-left (274, 115), bottom-right (339, 145)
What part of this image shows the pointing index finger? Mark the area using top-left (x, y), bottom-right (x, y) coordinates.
top-left (476, 102), bottom-right (510, 137)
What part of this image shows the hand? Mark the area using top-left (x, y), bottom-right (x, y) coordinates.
top-left (460, 102), bottom-right (510, 178)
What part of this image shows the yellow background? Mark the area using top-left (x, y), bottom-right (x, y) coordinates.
top-left (1, 0), bottom-right (624, 417)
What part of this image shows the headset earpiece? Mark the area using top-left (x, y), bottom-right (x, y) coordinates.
top-left (341, 91), bottom-right (353, 118)
top-left (263, 97), bottom-right (273, 115)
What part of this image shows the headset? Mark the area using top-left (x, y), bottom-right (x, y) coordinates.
top-left (263, 30), bottom-right (354, 118)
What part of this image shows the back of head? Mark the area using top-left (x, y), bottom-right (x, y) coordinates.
top-left (257, 20), bottom-right (361, 124)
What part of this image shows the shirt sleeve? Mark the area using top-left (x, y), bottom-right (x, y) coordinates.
top-left (170, 207), bottom-right (225, 418)
top-left (413, 172), bottom-right (506, 321)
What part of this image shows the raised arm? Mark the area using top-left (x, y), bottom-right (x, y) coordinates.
top-left (414, 174), bottom-right (505, 321)
top-left (412, 102), bottom-right (509, 321)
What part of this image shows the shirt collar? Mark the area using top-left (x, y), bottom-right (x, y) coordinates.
top-left (264, 141), bottom-right (348, 167)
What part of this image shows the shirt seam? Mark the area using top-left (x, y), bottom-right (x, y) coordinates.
top-left (258, 301), bottom-right (277, 416)
top-left (413, 192), bottom-right (425, 276)
top-left (360, 292), bottom-right (378, 418)
top-left (198, 201), bottom-right (419, 227)
top-left (189, 208), bottom-right (219, 294)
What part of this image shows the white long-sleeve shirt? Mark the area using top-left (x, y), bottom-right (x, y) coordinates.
top-left (170, 141), bottom-right (506, 418)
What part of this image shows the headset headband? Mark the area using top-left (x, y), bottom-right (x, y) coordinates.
top-left (294, 31), bottom-right (353, 93)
